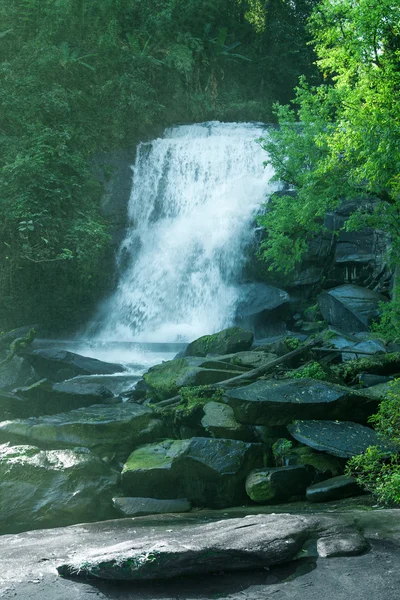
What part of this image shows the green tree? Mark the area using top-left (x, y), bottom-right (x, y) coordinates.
top-left (257, 0), bottom-right (400, 274)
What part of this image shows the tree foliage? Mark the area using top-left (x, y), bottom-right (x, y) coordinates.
top-left (257, 0), bottom-right (400, 274)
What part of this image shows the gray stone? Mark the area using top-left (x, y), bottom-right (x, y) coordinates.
top-left (288, 420), bottom-right (394, 458)
top-left (0, 355), bottom-right (35, 391)
top-left (0, 403), bottom-right (164, 459)
top-left (306, 475), bottom-right (363, 503)
top-left (184, 327), bottom-right (254, 358)
top-left (0, 443), bottom-right (119, 534)
top-left (21, 348), bottom-right (125, 382)
top-left (317, 533), bottom-right (369, 558)
top-left (235, 283), bottom-right (290, 317)
top-left (121, 437), bottom-right (265, 508)
top-left (12, 379), bottom-right (115, 416)
top-left (113, 497), bottom-right (191, 517)
top-left (343, 339), bottom-right (386, 361)
top-left (245, 465), bottom-right (315, 503)
top-left (224, 379), bottom-right (377, 426)
top-left (358, 373), bottom-right (392, 387)
top-left (201, 401), bottom-right (254, 441)
top-left (56, 513), bottom-right (368, 581)
top-left (318, 285), bottom-right (389, 332)
top-left (0, 390), bottom-right (35, 420)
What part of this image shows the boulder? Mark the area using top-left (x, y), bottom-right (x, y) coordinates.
top-left (0, 391), bottom-right (34, 420)
top-left (67, 374), bottom-right (143, 396)
top-left (343, 339), bottom-right (386, 362)
top-left (318, 285), bottom-right (389, 332)
top-left (224, 379), bottom-right (377, 426)
top-left (121, 437), bottom-right (265, 508)
top-left (285, 446), bottom-right (343, 478)
top-left (245, 465), bottom-right (315, 503)
top-left (0, 443), bottom-right (119, 534)
top-left (143, 356), bottom-right (247, 401)
top-left (0, 355), bottom-right (35, 391)
top-left (12, 379), bottom-right (115, 416)
top-left (57, 513), bottom-right (369, 581)
top-left (113, 497), bottom-right (191, 517)
top-left (288, 420), bottom-right (394, 458)
top-left (230, 350), bottom-right (278, 369)
top-left (201, 401), bottom-right (254, 442)
top-left (235, 283), bottom-right (290, 317)
top-left (184, 327), bottom-right (254, 358)
top-left (21, 348), bottom-right (125, 382)
top-left (0, 403), bottom-right (165, 459)
top-left (306, 475), bottom-right (363, 503)
top-left (316, 533), bottom-right (369, 558)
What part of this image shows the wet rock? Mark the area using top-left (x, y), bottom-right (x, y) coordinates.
top-left (235, 283), bottom-right (290, 317)
top-left (343, 339), bottom-right (386, 362)
top-left (57, 513), bottom-right (368, 581)
top-left (184, 327), bottom-right (254, 358)
top-left (121, 437), bottom-right (265, 508)
top-left (288, 420), bottom-right (394, 458)
top-left (306, 475), bottom-right (363, 503)
top-left (285, 446), bottom-right (343, 478)
top-left (12, 379), bottom-right (115, 416)
top-left (0, 391), bottom-right (33, 420)
top-left (0, 355), bottom-right (35, 391)
top-left (318, 285), bottom-right (389, 332)
top-left (0, 403), bottom-right (164, 459)
top-left (358, 373), bottom-right (393, 387)
top-left (245, 465), bottom-right (315, 503)
top-left (0, 443), bottom-right (119, 534)
top-left (201, 401), bottom-right (254, 442)
top-left (224, 379), bottom-right (377, 426)
top-left (21, 348), bottom-right (125, 382)
top-left (113, 497), bottom-right (191, 517)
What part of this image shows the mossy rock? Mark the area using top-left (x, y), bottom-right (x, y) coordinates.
top-left (184, 327), bottom-right (254, 358)
top-left (143, 357), bottom-right (246, 401)
top-left (121, 437), bottom-right (266, 508)
top-left (245, 465), bottom-right (315, 503)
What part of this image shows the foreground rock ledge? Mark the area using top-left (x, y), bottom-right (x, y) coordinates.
top-left (57, 513), bottom-right (368, 581)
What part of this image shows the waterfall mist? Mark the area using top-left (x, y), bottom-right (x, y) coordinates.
top-left (92, 122), bottom-right (278, 343)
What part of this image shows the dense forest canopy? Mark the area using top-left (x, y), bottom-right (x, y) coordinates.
top-left (0, 0), bottom-right (318, 330)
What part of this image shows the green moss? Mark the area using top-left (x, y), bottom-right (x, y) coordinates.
top-left (284, 337), bottom-right (301, 350)
top-left (288, 361), bottom-right (326, 380)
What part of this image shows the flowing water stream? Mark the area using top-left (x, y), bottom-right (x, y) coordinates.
top-left (70, 122), bottom-right (278, 376)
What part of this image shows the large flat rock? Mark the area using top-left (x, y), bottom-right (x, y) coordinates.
top-left (11, 379), bottom-right (115, 417)
top-left (0, 509), bottom-right (399, 599)
top-left (288, 420), bottom-right (394, 458)
top-left (0, 403), bottom-right (165, 458)
top-left (22, 348), bottom-right (125, 382)
top-left (224, 379), bottom-right (377, 426)
top-left (56, 513), bottom-right (368, 581)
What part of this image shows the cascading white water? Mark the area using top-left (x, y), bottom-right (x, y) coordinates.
top-left (94, 122), bottom-right (278, 343)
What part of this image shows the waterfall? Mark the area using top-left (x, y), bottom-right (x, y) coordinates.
top-left (94, 122), bottom-right (278, 343)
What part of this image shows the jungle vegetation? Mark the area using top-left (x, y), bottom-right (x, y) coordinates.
top-left (0, 0), bottom-right (318, 330)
